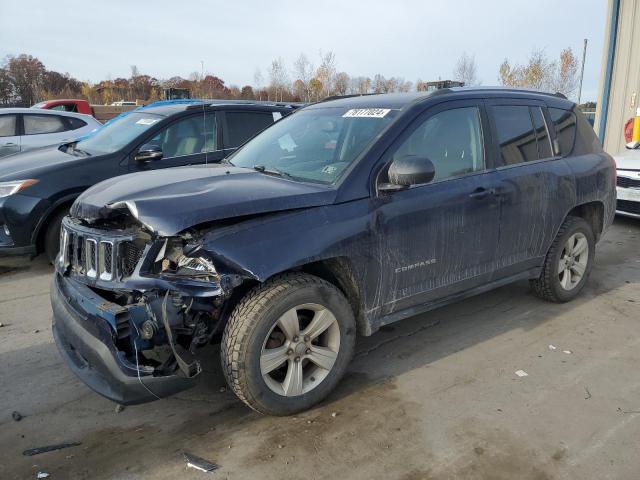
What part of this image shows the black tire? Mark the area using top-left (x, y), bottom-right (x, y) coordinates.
top-left (44, 209), bottom-right (68, 264)
top-left (530, 216), bottom-right (595, 303)
top-left (221, 273), bottom-right (356, 415)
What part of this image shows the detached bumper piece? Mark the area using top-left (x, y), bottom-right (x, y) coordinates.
top-left (51, 273), bottom-right (198, 405)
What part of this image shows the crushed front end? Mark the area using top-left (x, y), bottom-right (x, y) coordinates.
top-left (51, 215), bottom-right (233, 405)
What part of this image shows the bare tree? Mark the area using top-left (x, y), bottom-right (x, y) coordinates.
top-left (253, 68), bottom-right (264, 100)
top-left (316, 51), bottom-right (337, 97)
top-left (499, 47), bottom-right (580, 99)
top-left (293, 53), bottom-right (314, 101)
top-left (553, 48), bottom-right (579, 98)
top-left (334, 72), bottom-right (350, 96)
top-left (268, 57), bottom-right (289, 101)
top-left (452, 52), bottom-right (480, 86)
top-left (349, 76), bottom-right (371, 95)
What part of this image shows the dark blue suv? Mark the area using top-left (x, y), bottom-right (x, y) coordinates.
top-left (51, 88), bottom-right (616, 415)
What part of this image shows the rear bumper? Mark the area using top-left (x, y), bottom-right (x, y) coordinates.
top-left (51, 273), bottom-right (198, 405)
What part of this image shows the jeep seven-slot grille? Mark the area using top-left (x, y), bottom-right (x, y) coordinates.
top-left (60, 225), bottom-right (144, 281)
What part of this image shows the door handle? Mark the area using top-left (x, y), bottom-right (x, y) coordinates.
top-left (3, 142), bottom-right (17, 146)
top-left (469, 187), bottom-right (490, 199)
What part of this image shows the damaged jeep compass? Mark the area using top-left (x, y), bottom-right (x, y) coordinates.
top-left (52, 88), bottom-right (616, 415)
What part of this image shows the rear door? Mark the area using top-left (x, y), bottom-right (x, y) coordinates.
top-left (0, 114), bottom-right (20, 157)
top-left (486, 99), bottom-right (572, 279)
top-left (221, 110), bottom-right (279, 156)
top-left (128, 111), bottom-right (223, 172)
top-left (375, 99), bottom-right (501, 313)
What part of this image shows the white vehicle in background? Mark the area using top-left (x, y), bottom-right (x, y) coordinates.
top-left (615, 145), bottom-right (640, 218)
top-left (0, 108), bottom-right (101, 158)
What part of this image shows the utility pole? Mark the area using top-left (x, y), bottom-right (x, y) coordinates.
top-left (577, 38), bottom-right (588, 105)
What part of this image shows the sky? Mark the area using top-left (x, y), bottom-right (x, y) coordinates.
top-left (0, 0), bottom-right (608, 101)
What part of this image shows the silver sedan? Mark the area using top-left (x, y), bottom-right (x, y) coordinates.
top-left (0, 108), bottom-right (102, 158)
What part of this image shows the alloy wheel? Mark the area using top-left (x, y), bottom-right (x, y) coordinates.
top-left (260, 303), bottom-right (340, 397)
top-left (558, 232), bottom-right (589, 291)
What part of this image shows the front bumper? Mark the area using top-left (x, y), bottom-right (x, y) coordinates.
top-left (615, 187), bottom-right (640, 218)
top-left (51, 273), bottom-right (198, 405)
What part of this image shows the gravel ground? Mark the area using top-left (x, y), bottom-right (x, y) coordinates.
top-left (0, 217), bottom-right (639, 480)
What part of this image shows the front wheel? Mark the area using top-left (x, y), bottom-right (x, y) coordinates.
top-left (44, 209), bottom-right (68, 264)
top-left (221, 273), bottom-right (356, 415)
top-left (530, 216), bottom-right (595, 302)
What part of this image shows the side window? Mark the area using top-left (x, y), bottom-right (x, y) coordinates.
top-left (0, 115), bottom-right (17, 137)
top-left (530, 107), bottom-right (553, 159)
top-left (492, 106), bottom-right (538, 165)
top-left (50, 104), bottom-right (76, 112)
top-left (549, 108), bottom-right (577, 156)
top-left (224, 111), bottom-right (274, 149)
top-left (393, 106), bottom-right (485, 182)
top-left (67, 117), bottom-right (88, 130)
top-left (148, 112), bottom-right (217, 158)
top-left (23, 114), bottom-right (67, 135)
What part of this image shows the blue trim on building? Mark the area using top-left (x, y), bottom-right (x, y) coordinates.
top-left (598, 0), bottom-right (621, 143)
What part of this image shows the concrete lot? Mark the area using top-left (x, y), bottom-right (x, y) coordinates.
top-left (0, 218), bottom-right (639, 480)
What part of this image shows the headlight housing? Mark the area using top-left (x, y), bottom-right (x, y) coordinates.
top-left (0, 179), bottom-right (39, 198)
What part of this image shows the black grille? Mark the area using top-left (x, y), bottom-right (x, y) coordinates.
top-left (617, 176), bottom-right (640, 189)
top-left (60, 221), bottom-right (144, 281)
top-left (115, 314), bottom-right (130, 339)
top-left (119, 242), bottom-right (143, 277)
top-left (103, 243), bottom-right (113, 274)
top-left (617, 200), bottom-right (640, 215)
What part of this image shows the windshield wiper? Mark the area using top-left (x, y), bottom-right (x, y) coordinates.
top-left (253, 165), bottom-right (292, 179)
top-left (72, 147), bottom-right (92, 157)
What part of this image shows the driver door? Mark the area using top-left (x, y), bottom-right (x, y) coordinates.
top-left (374, 100), bottom-right (501, 314)
top-left (128, 112), bottom-right (223, 172)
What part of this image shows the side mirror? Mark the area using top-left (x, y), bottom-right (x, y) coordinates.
top-left (384, 155), bottom-right (435, 190)
top-left (135, 143), bottom-right (163, 162)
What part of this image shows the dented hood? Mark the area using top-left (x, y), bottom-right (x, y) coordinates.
top-left (71, 164), bottom-right (336, 235)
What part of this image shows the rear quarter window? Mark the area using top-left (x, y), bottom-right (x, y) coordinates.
top-left (67, 117), bottom-right (88, 130)
top-left (548, 108), bottom-right (577, 156)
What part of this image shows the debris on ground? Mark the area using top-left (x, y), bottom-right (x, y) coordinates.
top-left (548, 344), bottom-right (557, 351)
top-left (584, 387), bottom-right (592, 400)
top-left (36, 472), bottom-right (50, 479)
top-left (563, 350), bottom-right (573, 354)
top-left (33, 329), bottom-right (39, 333)
top-left (0, 322), bottom-right (4, 327)
top-left (114, 404), bottom-right (125, 413)
top-left (12, 411), bottom-right (23, 422)
top-left (219, 386), bottom-right (227, 393)
top-left (23, 442), bottom-right (82, 456)
top-left (515, 370), bottom-right (529, 377)
top-left (184, 452), bottom-right (219, 473)
top-left (331, 412), bottom-right (338, 418)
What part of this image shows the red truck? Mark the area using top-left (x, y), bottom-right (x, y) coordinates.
top-left (31, 99), bottom-right (94, 115)
top-left (31, 99), bottom-right (139, 122)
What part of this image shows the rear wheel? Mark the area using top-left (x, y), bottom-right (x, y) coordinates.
top-left (221, 273), bottom-right (356, 415)
top-left (44, 209), bottom-right (68, 264)
top-left (530, 216), bottom-right (595, 302)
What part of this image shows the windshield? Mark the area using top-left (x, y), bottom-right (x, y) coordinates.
top-left (230, 106), bottom-right (398, 184)
top-left (74, 112), bottom-right (164, 155)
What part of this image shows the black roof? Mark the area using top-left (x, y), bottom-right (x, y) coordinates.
top-left (308, 87), bottom-right (575, 111)
top-left (140, 99), bottom-right (303, 116)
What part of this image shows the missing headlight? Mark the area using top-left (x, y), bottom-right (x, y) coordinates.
top-left (152, 237), bottom-right (220, 283)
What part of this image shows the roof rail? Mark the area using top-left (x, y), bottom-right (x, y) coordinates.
top-left (319, 93), bottom-right (379, 103)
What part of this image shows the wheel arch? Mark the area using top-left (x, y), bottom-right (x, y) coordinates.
top-left (566, 201), bottom-right (605, 242)
top-left (217, 256), bottom-right (367, 337)
top-left (33, 197), bottom-right (77, 253)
